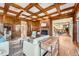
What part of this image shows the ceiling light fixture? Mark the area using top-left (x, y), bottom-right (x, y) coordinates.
top-left (32, 16), bottom-right (37, 18)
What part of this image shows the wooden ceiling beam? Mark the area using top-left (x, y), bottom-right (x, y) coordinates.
top-left (54, 3), bottom-right (61, 15)
top-left (61, 6), bottom-right (74, 12)
top-left (27, 10), bottom-right (34, 14)
top-left (10, 3), bottom-right (23, 9)
top-left (41, 6), bottom-right (74, 17)
top-left (27, 10), bottom-right (38, 16)
top-left (0, 6), bottom-right (4, 10)
top-left (24, 3), bottom-right (34, 10)
top-left (45, 3), bottom-right (65, 11)
top-left (0, 6), bottom-right (19, 15)
top-left (35, 3), bottom-right (50, 17)
top-left (36, 4), bottom-right (55, 14)
top-left (16, 11), bottom-right (23, 17)
top-left (0, 3), bottom-right (75, 21)
top-left (16, 3), bottom-right (33, 18)
top-left (3, 3), bottom-right (10, 15)
top-left (51, 12), bottom-right (73, 20)
top-left (8, 10), bottom-right (19, 14)
top-left (72, 3), bottom-right (79, 14)
top-left (22, 14), bottom-right (31, 17)
top-left (36, 3), bottom-right (65, 14)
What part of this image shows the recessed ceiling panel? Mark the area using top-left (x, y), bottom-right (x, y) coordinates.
top-left (47, 8), bottom-right (57, 14)
top-left (43, 16), bottom-right (49, 19)
top-left (32, 16), bottom-right (37, 18)
top-left (0, 3), bottom-right (4, 7)
top-left (39, 13), bottom-right (45, 16)
top-left (7, 12), bottom-right (16, 16)
top-left (61, 9), bottom-right (72, 14)
top-left (19, 15), bottom-right (26, 18)
top-left (16, 3), bottom-right (29, 8)
top-left (51, 13), bottom-right (59, 17)
top-left (9, 6), bottom-right (21, 12)
top-left (26, 17), bottom-right (31, 20)
top-left (21, 11), bottom-right (31, 16)
top-left (29, 6), bottom-right (40, 13)
top-left (39, 3), bottom-right (54, 8)
top-left (60, 3), bottom-right (75, 10)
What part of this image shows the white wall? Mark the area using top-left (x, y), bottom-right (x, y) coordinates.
top-left (52, 17), bottom-right (73, 39)
top-left (0, 22), bottom-right (3, 33)
top-left (77, 11), bottom-right (79, 18)
top-left (77, 21), bottom-right (79, 43)
top-left (21, 21), bottom-right (27, 38)
top-left (77, 11), bottom-right (79, 43)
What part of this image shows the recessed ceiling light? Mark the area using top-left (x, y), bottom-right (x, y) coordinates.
top-left (32, 16), bottom-right (37, 18)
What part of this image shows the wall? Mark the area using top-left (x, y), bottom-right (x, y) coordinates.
top-left (0, 15), bottom-right (21, 39)
top-left (0, 15), bottom-right (3, 33)
top-left (40, 18), bottom-right (52, 35)
top-left (40, 19), bottom-right (49, 35)
top-left (52, 17), bottom-right (73, 39)
top-left (73, 6), bottom-right (79, 44)
top-left (21, 21), bottom-right (27, 38)
top-left (77, 11), bottom-right (79, 43)
top-left (32, 21), bottom-right (40, 31)
top-left (27, 20), bottom-right (40, 36)
top-left (77, 21), bottom-right (79, 43)
top-left (2, 15), bottom-right (15, 25)
top-left (13, 20), bottom-right (21, 39)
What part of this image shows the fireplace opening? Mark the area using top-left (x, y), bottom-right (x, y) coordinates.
top-left (41, 30), bottom-right (48, 35)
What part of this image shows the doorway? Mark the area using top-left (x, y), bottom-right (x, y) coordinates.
top-left (52, 18), bottom-right (73, 39)
top-left (4, 23), bottom-right (12, 41)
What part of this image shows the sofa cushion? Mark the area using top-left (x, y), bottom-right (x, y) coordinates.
top-left (33, 35), bottom-right (50, 44)
top-left (0, 36), bottom-right (5, 43)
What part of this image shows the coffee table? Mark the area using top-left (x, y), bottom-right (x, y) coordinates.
top-left (40, 37), bottom-right (58, 56)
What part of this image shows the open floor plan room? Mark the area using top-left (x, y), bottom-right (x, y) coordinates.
top-left (0, 3), bottom-right (79, 56)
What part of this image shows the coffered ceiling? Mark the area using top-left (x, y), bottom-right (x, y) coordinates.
top-left (0, 3), bottom-right (79, 20)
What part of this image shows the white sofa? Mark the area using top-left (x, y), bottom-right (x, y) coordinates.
top-left (23, 35), bottom-right (50, 56)
top-left (0, 41), bottom-right (9, 56)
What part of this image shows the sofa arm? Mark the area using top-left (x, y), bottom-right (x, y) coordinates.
top-left (0, 41), bottom-right (9, 56)
top-left (23, 41), bottom-right (41, 56)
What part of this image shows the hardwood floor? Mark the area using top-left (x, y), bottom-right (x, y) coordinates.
top-left (58, 34), bottom-right (78, 56)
